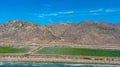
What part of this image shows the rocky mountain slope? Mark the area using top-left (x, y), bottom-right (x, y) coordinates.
top-left (0, 20), bottom-right (120, 45)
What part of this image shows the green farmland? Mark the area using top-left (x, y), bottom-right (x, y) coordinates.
top-left (0, 46), bottom-right (29, 53)
top-left (37, 47), bottom-right (120, 57)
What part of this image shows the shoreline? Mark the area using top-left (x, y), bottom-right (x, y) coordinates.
top-left (0, 62), bottom-right (120, 67)
top-left (0, 54), bottom-right (120, 65)
top-left (0, 59), bottom-right (120, 65)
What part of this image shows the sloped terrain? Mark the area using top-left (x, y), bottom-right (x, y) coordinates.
top-left (0, 20), bottom-right (120, 45)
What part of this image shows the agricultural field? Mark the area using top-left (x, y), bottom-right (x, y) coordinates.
top-left (0, 46), bottom-right (30, 53)
top-left (37, 47), bottom-right (120, 57)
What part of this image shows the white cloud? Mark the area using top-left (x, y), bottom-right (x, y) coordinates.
top-left (38, 13), bottom-right (58, 17)
top-left (33, 8), bottom-right (120, 18)
top-left (47, 13), bottom-right (58, 16)
top-left (91, 13), bottom-right (99, 15)
top-left (58, 11), bottom-right (74, 14)
top-left (105, 9), bottom-right (120, 12)
top-left (105, 9), bottom-right (114, 12)
top-left (89, 8), bottom-right (104, 12)
top-left (89, 8), bottom-right (120, 13)
top-left (38, 11), bottom-right (75, 17)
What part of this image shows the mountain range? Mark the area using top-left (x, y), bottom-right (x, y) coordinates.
top-left (0, 20), bottom-right (120, 46)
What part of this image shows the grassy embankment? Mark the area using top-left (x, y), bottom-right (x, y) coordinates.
top-left (0, 46), bottom-right (29, 53)
top-left (37, 47), bottom-right (120, 57)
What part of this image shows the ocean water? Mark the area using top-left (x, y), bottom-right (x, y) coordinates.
top-left (0, 62), bottom-right (120, 67)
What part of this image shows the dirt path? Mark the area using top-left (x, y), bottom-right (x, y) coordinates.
top-left (27, 46), bottom-right (44, 54)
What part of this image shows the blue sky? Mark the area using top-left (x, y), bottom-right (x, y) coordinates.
top-left (0, 0), bottom-right (120, 25)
